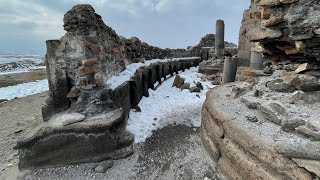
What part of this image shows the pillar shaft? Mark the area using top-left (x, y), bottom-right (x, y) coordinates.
top-left (215, 20), bottom-right (225, 58)
top-left (222, 57), bottom-right (238, 84)
top-left (250, 51), bottom-right (264, 70)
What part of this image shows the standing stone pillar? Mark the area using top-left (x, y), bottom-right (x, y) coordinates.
top-left (215, 20), bottom-right (225, 58)
top-left (250, 51), bottom-right (264, 70)
top-left (222, 57), bottom-right (238, 84)
top-left (42, 40), bottom-right (70, 121)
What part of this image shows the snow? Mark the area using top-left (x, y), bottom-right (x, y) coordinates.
top-left (106, 57), bottom-right (199, 90)
top-left (0, 55), bottom-right (45, 75)
top-left (0, 79), bottom-right (48, 100)
top-left (127, 67), bottom-right (215, 143)
top-left (0, 55), bottom-right (44, 64)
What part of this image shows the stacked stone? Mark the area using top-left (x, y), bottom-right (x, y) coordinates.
top-left (123, 37), bottom-right (190, 62)
top-left (244, 0), bottom-right (320, 63)
top-left (42, 4), bottom-right (131, 120)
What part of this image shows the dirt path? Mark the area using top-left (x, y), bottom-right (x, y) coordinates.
top-left (0, 92), bottom-right (218, 180)
top-left (0, 92), bottom-right (47, 180)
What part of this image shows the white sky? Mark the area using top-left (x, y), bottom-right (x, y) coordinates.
top-left (0, 0), bottom-right (250, 54)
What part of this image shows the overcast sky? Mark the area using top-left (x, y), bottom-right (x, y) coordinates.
top-left (0, 0), bottom-right (250, 54)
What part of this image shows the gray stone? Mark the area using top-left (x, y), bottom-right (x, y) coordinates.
top-left (62, 113), bottom-right (85, 126)
top-left (267, 79), bottom-right (296, 93)
top-left (269, 103), bottom-right (288, 117)
top-left (263, 67), bottom-right (273, 75)
top-left (257, 105), bottom-right (282, 125)
top-left (296, 126), bottom-right (320, 141)
top-left (231, 87), bottom-right (247, 99)
top-left (245, 116), bottom-right (259, 123)
top-left (94, 160), bottom-right (113, 173)
top-left (189, 86), bottom-right (201, 93)
top-left (240, 98), bottom-right (260, 109)
top-left (253, 90), bottom-right (263, 97)
top-left (180, 83), bottom-right (190, 90)
top-left (281, 119), bottom-right (306, 132)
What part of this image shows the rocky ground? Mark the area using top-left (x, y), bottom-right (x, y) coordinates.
top-left (0, 91), bottom-right (218, 180)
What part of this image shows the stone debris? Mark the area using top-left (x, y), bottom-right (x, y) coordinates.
top-left (172, 74), bottom-right (204, 93)
top-left (295, 63), bottom-right (313, 74)
top-left (94, 160), bottom-right (113, 173)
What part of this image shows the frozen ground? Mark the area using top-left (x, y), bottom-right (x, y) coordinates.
top-left (127, 67), bottom-right (215, 143)
top-left (0, 79), bottom-right (48, 100)
top-left (0, 55), bottom-right (45, 75)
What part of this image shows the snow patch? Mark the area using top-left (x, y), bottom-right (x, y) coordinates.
top-left (127, 67), bottom-right (215, 143)
top-left (0, 79), bottom-right (48, 100)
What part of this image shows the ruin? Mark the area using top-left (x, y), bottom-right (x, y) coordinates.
top-left (200, 0), bottom-right (320, 179)
top-left (14, 1), bottom-right (320, 179)
top-left (16, 4), bottom-right (202, 169)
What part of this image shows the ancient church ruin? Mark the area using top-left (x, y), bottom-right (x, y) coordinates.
top-left (16, 1), bottom-right (320, 179)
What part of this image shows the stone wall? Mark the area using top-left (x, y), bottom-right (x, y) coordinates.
top-left (200, 83), bottom-right (319, 179)
top-left (242, 0), bottom-right (320, 64)
top-left (122, 37), bottom-right (191, 63)
top-left (18, 57), bottom-right (201, 169)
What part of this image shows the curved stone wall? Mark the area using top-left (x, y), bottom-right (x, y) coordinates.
top-left (17, 57), bottom-right (200, 169)
top-left (200, 84), bottom-right (319, 179)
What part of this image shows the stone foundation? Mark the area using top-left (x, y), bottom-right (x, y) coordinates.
top-left (200, 82), bottom-right (320, 179)
top-left (17, 56), bottom-right (201, 169)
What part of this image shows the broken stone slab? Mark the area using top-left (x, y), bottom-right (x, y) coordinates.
top-left (267, 79), bottom-right (296, 93)
top-left (269, 103), bottom-right (288, 117)
top-left (17, 108), bottom-right (134, 169)
top-left (296, 126), bottom-right (320, 141)
top-left (172, 75), bottom-right (185, 88)
top-left (94, 160), bottom-right (113, 173)
top-left (281, 118), bottom-right (306, 132)
top-left (285, 73), bottom-right (320, 92)
top-left (292, 158), bottom-right (320, 177)
top-left (189, 86), bottom-right (201, 93)
top-left (240, 98), bottom-right (260, 109)
top-left (295, 63), bottom-right (314, 74)
top-left (257, 105), bottom-right (282, 125)
top-left (62, 113), bottom-right (86, 126)
top-left (180, 83), bottom-right (190, 90)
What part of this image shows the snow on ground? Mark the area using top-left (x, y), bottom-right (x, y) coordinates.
top-left (107, 57), bottom-right (199, 90)
top-left (0, 79), bottom-right (48, 100)
top-left (0, 55), bottom-right (45, 75)
top-left (127, 67), bottom-right (215, 143)
top-left (0, 55), bottom-right (44, 64)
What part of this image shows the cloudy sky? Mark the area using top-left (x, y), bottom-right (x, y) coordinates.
top-left (0, 0), bottom-right (250, 54)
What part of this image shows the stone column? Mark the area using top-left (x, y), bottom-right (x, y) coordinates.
top-left (215, 20), bottom-right (225, 58)
top-left (45, 40), bottom-right (70, 112)
top-left (250, 51), bottom-right (264, 70)
top-left (222, 57), bottom-right (238, 84)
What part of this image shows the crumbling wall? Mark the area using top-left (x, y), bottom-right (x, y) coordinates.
top-left (243, 0), bottom-right (320, 64)
top-left (42, 4), bottom-right (203, 120)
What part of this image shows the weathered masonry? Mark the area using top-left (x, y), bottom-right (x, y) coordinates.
top-left (16, 4), bottom-right (201, 169)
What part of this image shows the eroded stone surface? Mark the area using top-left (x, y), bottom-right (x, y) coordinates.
top-left (200, 73), bottom-right (320, 179)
